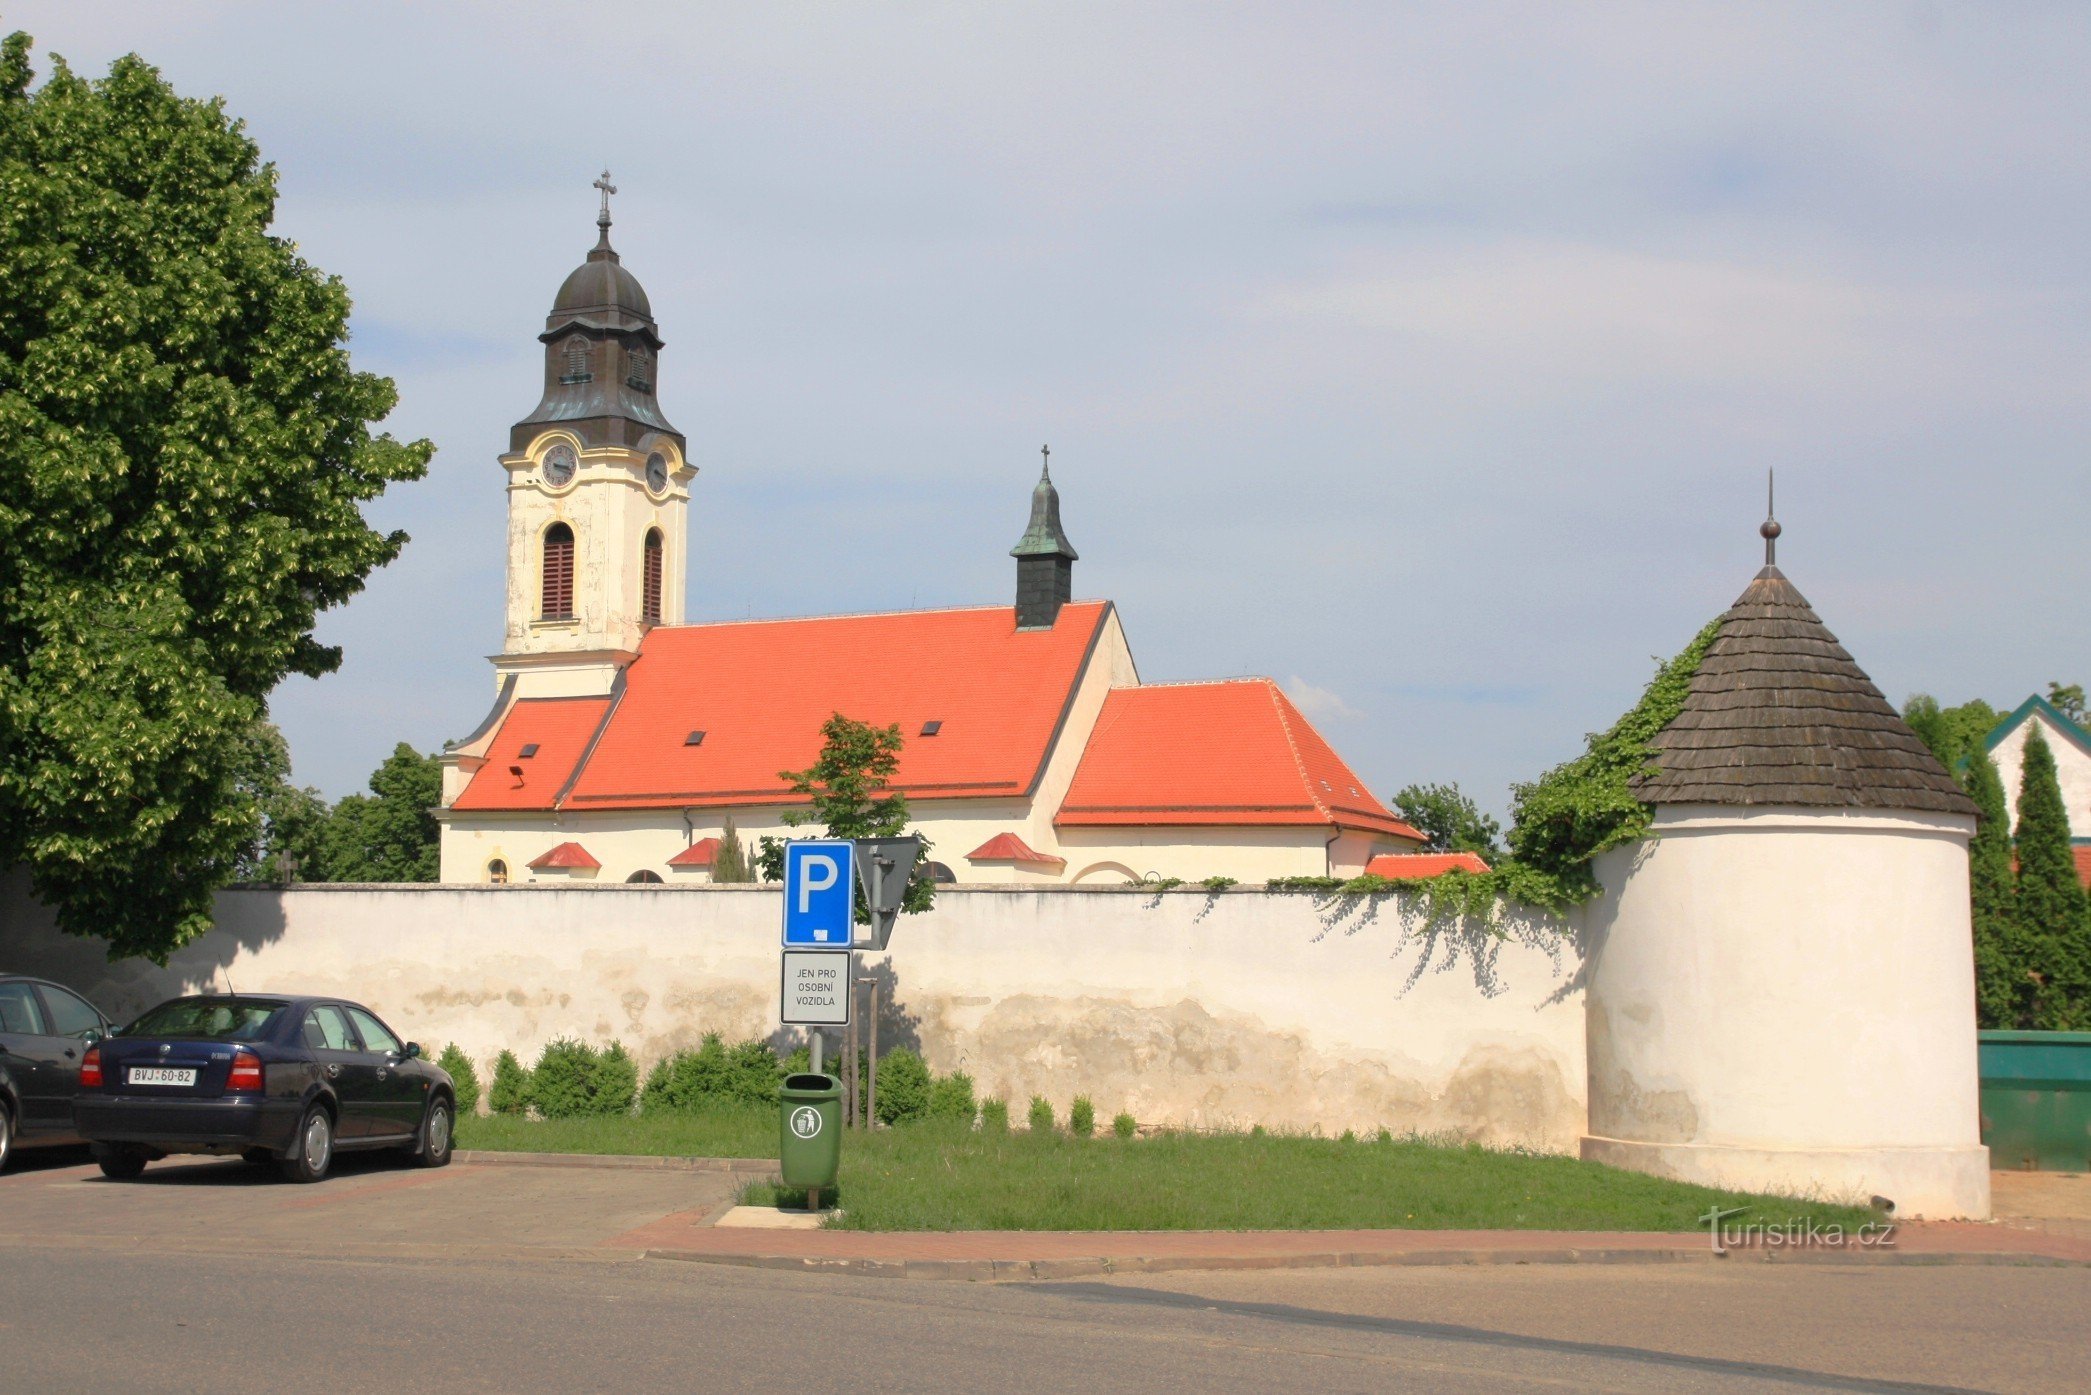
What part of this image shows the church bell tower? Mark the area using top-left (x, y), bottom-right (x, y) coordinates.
top-left (494, 173), bottom-right (693, 698)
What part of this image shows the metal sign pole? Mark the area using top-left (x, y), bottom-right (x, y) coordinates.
top-left (865, 974), bottom-right (880, 1128)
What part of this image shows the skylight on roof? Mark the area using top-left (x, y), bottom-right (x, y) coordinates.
top-left (921, 720), bottom-right (943, 736)
top-left (518, 743), bottom-right (541, 758)
top-left (684, 730), bottom-right (706, 746)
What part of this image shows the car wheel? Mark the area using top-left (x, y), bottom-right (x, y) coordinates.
top-left (95, 1146), bottom-right (147, 1181)
top-left (279, 1105), bottom-right (333, 1184)
top-left (412, 1096), bottom-right (454, 1169)
top-left (0, 1101), bottom-right (13, 1174)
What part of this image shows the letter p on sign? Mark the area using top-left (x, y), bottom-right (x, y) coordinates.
top-left (782, 839), bottom-right (855, 947)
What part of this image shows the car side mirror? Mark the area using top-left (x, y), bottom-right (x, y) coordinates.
top-left (403, 1042), bottom-right (422, 1060)
top-left (82, 1027), bottom-right (105, 1045)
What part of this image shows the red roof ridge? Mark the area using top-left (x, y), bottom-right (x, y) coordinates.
top-left (651, 598), bottom-right (1107, 634)
top-left (1264, 682), bottom-right (1334, 824)
top-left (1128, 676), bottom-right (1277, 689)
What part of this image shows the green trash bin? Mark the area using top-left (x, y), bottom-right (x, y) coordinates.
top-left (780, 1071), bottom-right (843, 1190)
top-left (1979, 1031), bottom-right (2091, 1172)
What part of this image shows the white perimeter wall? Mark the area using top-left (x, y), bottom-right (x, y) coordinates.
top-left (0, 879), bottom-right (1586, 1148)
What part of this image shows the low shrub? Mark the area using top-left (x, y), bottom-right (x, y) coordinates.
top-left (873, 1047), bottom-right (933, 1125)
top-left (1069, 1096), bottom-right (1095, 1137)
top-left (980, 1098), bottom-right (1010, 1133)
top-left (437, 1044), bottom-right (481, 1115)
top-left (489, 1049), bottom-right (531, 1116)
top-left (1027, 1095), bottom-right (1054, 1133)
top-left (1200, 876), bottom-right (1238, 892)
top-left (530, 1038), bottom-right (634, 1119)
top-left (927, 1069), bottom-right (976, 1124)
top-left (1112, 1111), bottom-right (1136, 1139)
top-left (641, 1034), bottom-right (785, 1113)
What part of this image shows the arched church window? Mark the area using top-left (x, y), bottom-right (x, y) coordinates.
top-left (626, 869), bottom-right (664, 884)
top-left (487, 859), bottom-right (510, 885)
top-left (561, 337), bottom-right (592, 384)
top-left (642, 528), bottom-right (663, 624)
top-left (926, 861), bottom-right (957, 885)
top-left (542, 523), bottom-right (575, 619)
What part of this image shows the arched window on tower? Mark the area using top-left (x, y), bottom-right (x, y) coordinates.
top-left (561, 336), bottom-right (592, 384)
top-left (642, 528), bottom-right (663, 624)
top-left (542, 523), bottom-right (575, 619)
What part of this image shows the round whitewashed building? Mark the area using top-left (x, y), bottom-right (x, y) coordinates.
top-left (1581, 517), bottom-right (1989, 1219)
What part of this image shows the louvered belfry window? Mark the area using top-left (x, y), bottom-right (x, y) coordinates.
top-left (642, 529), bottom-right (663, 624)
top-left (542, 523), bottom-right (575, 619)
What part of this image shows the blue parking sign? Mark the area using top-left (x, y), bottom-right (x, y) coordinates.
top-left (782, 840), bottom-right (856, 947)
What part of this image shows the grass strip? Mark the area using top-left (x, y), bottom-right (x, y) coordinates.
top-left (459, 1110), bottom-right (1878, 1234)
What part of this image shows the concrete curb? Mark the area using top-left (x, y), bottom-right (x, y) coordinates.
top-left (640, 1243), bottom-right (2088, 1281)
top-left (455, 1150), bottom-right (773, 1174)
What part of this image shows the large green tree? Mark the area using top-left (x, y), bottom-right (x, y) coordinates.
top-left (1901, 694), bottom-right (2000, 773)
top-left (1390, 782), bottom-right (1503, 860)
top-left (1961, 747), bottom-right (2021, 1028)
top-left (2012, 724), bottom-right (2091, 1029)
top-left (230, 717), bottom-right (332, 883)
top-left (320, 744), bottom-right (441, 883)
top-left (0, 32), bottom-right (430, 958)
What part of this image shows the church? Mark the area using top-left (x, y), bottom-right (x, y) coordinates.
top-left (435, 194), bottom-right (1426, 885)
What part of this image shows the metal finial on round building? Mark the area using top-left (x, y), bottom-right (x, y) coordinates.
top-left (1760, 469), bottom-right (1781, 567)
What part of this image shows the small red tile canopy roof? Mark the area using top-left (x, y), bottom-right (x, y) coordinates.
top-left (1364, 851), bottom-right (1491, 879)
top-left (452, 697), bottom-right (613, 811)
top-left (543, 601), bottom-right (1113, 811)
top-left (2074, 845), bottom-right (2091, 890)
top-left (965, 832), bottom-right (1066, 868)
top-left (528, 841), bottom-right (600, 870)
top-left (666, 837), bottom-right (721, 868)
top-left (1057, 679), bottom-right (1422, 839)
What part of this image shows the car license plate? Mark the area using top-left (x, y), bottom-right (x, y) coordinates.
top-left (126, 1067), bottom-right (198, 1087)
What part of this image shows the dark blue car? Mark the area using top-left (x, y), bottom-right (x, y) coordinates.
top-left (74, 994), bottom-right (455, 1183)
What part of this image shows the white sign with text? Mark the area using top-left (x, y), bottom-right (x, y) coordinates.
top-left (780, 949), bottom-right (852, 1026)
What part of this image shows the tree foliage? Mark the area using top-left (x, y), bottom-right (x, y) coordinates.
top-left (710, 814), bottom-right (752, 883)
top-left (1962, 748), bottom-right (2021, 1028)
top-left (1390, 782), bottom-right (1502, 859)
top-left (757, 711), bottom-right (934, 917)
top-left (318, 743), bottom-right (440, 883)
top-left (2012, 724), bottom-right (2091, 1028)
top-left (230, 717), bottom-right (331, 882)
top-left (2047, 682), bottom-right (2087, 727)
top-left (0, 32), bottom-right (430, 959)
top-left (1902, 695), bottom-right (2001, 773)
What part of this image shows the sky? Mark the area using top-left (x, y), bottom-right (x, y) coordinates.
top-left (10, 2), bottom-right (2088, 816)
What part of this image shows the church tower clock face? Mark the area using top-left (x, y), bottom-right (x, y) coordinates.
top-left (646, 452), bottom-right (668, 494)
top-left (542, 442), bottom-right (577, 487)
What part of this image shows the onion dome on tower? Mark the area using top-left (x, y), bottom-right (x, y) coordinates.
top-left (512, 172), bottom-right (683, 454)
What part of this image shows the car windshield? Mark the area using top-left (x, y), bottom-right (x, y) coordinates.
top-left (125, 998), bottom-right (287, 1041)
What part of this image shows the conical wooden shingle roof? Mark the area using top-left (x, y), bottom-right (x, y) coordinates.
top-left (1632, 565), bottom-right (1977, 816)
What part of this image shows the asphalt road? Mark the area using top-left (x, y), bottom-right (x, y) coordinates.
top-left (2, 1149), bottom-right (2085, 1394)
top-left (0, 1242), bottom-right (2083, 1394)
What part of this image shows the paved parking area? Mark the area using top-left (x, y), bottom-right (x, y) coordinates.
top-left (0, 1148), bottom-right (741, 1261)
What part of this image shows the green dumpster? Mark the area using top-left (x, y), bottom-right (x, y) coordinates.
top-left (780, 1071), bottom-right (843, 1190)
top-left (1978, 1031), bottom-right (2091, 1172)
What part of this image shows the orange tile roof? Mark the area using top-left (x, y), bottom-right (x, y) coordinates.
top-left (528, 840), bottom-right (600, 870)
top-left (560, 602), bottom-right (1111, 811)
top-left (1056, 680), bottom-right (1422, 839)
top-left (666, 837), bottom-right (721, 868)
top-left (452, 697), bottom-right (614, 811)
top-left (965, 832), bottom-right (1066, 867)
top-left (1364, 851), bottom-right (1491, 879)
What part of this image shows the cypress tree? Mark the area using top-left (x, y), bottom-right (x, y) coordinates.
top-left (1962, 748), bottom-right (2021, 1028)
top-left (2012, 724), bottom-right (2090, 1029)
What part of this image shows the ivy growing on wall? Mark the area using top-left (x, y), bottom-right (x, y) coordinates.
top-left (1271, 617), bottom-right (1724, 929)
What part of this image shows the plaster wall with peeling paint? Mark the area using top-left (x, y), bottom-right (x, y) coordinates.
top-left (0, 877), bottom-right (1587, 1148)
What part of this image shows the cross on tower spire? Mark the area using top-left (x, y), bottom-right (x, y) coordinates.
top-left (1041, 443), bottom-right (1050, 481)
top-left (592, 169), bottom-right (617, 249)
